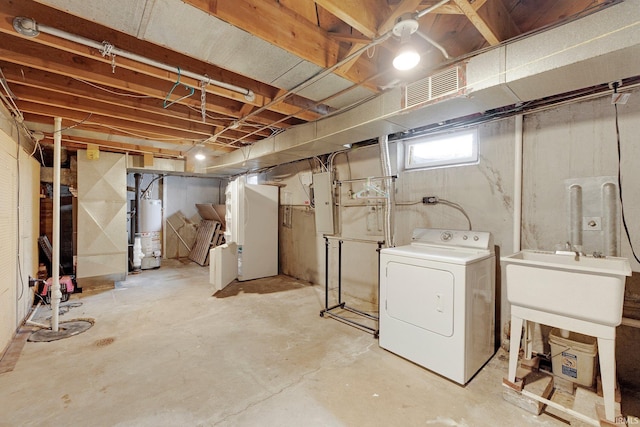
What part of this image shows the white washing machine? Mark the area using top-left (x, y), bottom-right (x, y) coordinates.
top-left (379, 228), bottom-right (495, 384)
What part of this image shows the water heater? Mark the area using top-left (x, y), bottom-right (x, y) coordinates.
top-left (139, 199), bottom-right (162, 269)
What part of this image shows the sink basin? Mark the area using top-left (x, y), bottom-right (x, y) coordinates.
top-left (502, 250), bottom-right (632, 326)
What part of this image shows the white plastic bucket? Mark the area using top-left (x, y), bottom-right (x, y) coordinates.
top-left (549, 328), bottom-right (598, 388)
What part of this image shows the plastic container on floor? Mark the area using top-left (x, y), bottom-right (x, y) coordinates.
top-left (549, 327), bottom-right (598, 388)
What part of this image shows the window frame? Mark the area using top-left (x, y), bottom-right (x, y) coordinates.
top-left (402, 128), bottom-right (479, 171)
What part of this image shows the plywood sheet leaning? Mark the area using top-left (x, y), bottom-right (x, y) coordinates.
top-left (188, 220), bottom-right (220, 266)
top-left (166, 212), bottom-right (197, 259)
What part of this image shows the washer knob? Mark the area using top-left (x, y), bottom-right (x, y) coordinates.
top-left (441, 231), bottom-right (453, 241)
top-left (473, 235), bottom-right (479, 241)
top-left (462, 235), bottom-right (468, 240)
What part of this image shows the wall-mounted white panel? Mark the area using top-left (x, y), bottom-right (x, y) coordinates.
top-left (312, 172), bottom-right (334, 234)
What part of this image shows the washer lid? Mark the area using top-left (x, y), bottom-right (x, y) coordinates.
top-left (381, 244), bottom-right (493, 265)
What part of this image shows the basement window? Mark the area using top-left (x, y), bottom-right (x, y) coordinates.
top-left (403, 128), bottom-right (478, 170)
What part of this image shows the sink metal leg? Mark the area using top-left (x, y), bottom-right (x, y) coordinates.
top-left (508, 315), bottom-right (524, 382)
top-left (597, 336), bottom-right (617, 422)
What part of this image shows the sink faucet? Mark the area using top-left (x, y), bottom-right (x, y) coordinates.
top-left (565, 241), bottom-right (581, 259)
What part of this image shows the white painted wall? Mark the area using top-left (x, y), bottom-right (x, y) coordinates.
top-left (0, 115), bottom-right (40, 355)
top-left (163, 175), bottom-right (224, 259)
top-left (164, 175), bottom-right (224, 221)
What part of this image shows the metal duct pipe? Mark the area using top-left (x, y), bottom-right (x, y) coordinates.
top-left (378, 135), bottom-right (395, 248)
top-left (12, 17), bottom-right (255, 101)
top-left (51, 117), bottom-right (62, 332)
top-left (569, 184), bottom-right (583, 246)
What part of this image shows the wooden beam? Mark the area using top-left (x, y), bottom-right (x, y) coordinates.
top-left (182, 0), bottom-right (380, 88)
top-left (476, 0), bottom-right (521, 42)
top-left (328, 32), bottom-right (371, 44)
top-left (313, 0), bottom-right (390, 39)
top-left (11, 86), bottom-right (212, 137)
top-left (0, 64), bottom-right (298, 130)
top-left (378, 0), bottom-right (425, 35)
top-left (18, 101), bottom-right (215, 142)
top-left (40, 134), bottom-right (188, 157)
top-left (452, 0), bottom-right (500, 45)
top-left (0, 2), bottom-right (323, 122)
top-left (280, 0), bottom-right (318, 25)
top-left (425, 0), bottom-right (488, 15)
top-left (0, 34), bottom-right (315, 133)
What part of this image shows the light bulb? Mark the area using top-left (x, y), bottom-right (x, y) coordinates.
top-left (393, 46), bottom-right (420, 71)
top-left (195, 152), bottom-right (206, 161)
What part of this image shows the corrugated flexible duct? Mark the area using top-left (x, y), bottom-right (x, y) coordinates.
top-left (379, 135), bottom-right (395, 248)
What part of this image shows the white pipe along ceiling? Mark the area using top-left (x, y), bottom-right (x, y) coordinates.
top-left (12, 17), bottom-right (255, 101)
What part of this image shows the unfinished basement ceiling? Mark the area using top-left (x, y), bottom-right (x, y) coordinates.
top-left (0, 0), bottom-right (623, 172)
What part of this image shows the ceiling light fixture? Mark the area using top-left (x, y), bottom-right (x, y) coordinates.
top-left (392, 14), bottom-right (421, 71)
top-left (195, 152), bottom-right (206, 161)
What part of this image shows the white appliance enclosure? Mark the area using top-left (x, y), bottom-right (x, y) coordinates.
top-left (379, 228), bottom-right (496, 385)
top-left (210, 178), bottom-right (278, 290)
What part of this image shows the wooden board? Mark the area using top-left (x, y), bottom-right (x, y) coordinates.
top-left (188, 220), bottom-right (220, 266)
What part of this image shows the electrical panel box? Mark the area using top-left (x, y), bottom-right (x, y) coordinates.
top-left (313, 172), bottom-right (335, 234)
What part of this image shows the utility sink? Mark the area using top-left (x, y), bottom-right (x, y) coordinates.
top-left (502, 250), bottom-right (632, 327)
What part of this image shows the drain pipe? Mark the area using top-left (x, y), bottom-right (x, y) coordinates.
top-left (513, 114), bottom-right (523, 253)
top-left (134, 173), bottom-right (142, 235)
top-left (51, 117), bottom-right (62, 332)
top-left (131, 173), bottom-right (143, 271)
top-left (379, 135), bottom-right (395, 248)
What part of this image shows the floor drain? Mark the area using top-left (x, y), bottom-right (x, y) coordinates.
top-left (28, 319), bottom-right (95, 342)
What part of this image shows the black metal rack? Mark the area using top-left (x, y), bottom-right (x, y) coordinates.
top-left (320, 236), bottom-right (384, 337)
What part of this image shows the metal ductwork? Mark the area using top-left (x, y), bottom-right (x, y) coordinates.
top-left (207, 0), bottom-right (640, 176)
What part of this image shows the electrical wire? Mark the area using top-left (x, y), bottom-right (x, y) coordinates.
top-left (52, 113), bottom-right (94, 133)
top-left (15, 119), bottom-right (25, 303)
top-left (614, 98), bottom-right (640, 263)
top-left (0, 68), bottom-right (23, 122)
top-left (313, 156), bottom-right (328, 172)
top-left (438, 198), bottom-right (472, 231)
top-left (396, 201), bottom-right (422, 206)
top-left (141, 174), bottom-right (166, 199)
top-left (73, 77), bottom-right (155, 98)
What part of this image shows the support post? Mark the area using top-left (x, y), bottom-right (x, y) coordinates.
top-left (51, 117), bottom-right (62, 332)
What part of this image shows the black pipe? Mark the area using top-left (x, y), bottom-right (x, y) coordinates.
top-left (324, 237), bottom-right (329, 310)
top-left (134, 173), bottom-right (142, 235)
top-left (338, 240), bottom-right (343, 305)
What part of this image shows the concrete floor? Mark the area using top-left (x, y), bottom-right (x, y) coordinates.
top-left (0, 259), bottom-right (623, 426)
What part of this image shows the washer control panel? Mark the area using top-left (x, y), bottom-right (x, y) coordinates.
top-left (411, 228), bottom-right (493, 250)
